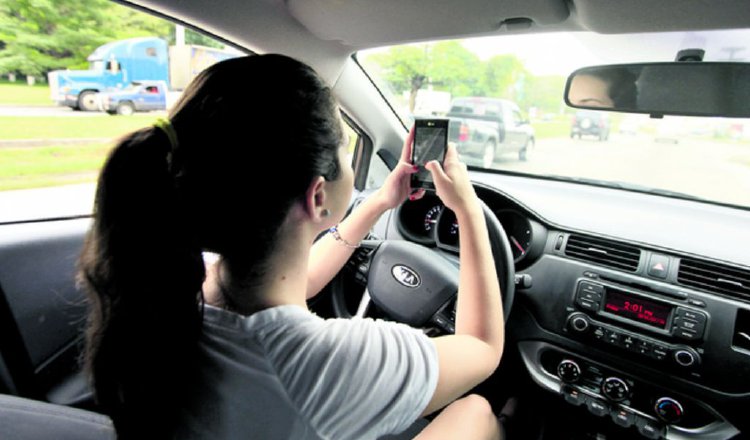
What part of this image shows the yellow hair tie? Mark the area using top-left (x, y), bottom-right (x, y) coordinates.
top-left (154, 118), bottom-right (178, 151)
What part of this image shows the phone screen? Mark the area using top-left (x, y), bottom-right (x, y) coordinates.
top-left (412, 119), bottom-right (448, 188)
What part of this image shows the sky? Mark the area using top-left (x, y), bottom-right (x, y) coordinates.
top-left (365, 29), bottom-right (750, 77)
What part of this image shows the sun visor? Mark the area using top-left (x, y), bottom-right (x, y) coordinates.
top-left (286, 0), bottom-right (570, 47)
top-left (575, 0), bottom-right (750, 33)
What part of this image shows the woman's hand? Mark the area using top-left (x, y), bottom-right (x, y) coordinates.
top-left (425, 143), bottom-right (479, 217)
top-left (373, 126), bottom-right (426, 211)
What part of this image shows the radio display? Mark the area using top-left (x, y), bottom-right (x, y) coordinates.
top-left (603, 290), bottom-right (672, 329)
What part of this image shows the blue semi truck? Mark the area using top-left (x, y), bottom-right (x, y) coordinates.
top-left (48, 37), bottom-right (240, 111)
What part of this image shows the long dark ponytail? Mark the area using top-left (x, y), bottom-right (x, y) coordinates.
top-left (79, 54), bottom-right (343, 437)
top-left (79, 126), bottom-right (205, 438)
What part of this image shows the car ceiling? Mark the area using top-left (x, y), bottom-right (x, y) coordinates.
top-left (124, 0), bottom-right (750, 83)
top-left (123, 0), bottom-right (750, 169)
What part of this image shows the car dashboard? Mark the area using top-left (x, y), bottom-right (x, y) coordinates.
top-left (379, 171), bottom-right (750, 440)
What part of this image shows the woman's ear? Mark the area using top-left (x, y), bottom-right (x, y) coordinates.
top-left (304, 176), bottom-right (328, 221)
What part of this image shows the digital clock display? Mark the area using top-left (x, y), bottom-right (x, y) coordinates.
top-left (603, 290), bottom-right (672, 329)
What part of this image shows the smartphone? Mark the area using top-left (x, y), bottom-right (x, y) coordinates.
top-left (411, 118), bottom-right (449, 189)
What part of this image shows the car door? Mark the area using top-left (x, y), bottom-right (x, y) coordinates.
top-left (0, 4), bottom-right (245, 409)
top-left (504, 104), bottom-right (527, 152)
top-left (139, 85), bottom-right (159, 110)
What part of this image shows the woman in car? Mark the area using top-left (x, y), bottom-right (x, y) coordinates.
top-left (78, 54), bottom-right (504, 439)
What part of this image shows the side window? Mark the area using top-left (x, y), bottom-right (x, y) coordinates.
top-left (512, 109), bottom-right (523, 126)
top-left (340, 117), bottom-right (388, 191)
top-left (366, 155), bottom-right (390, 190)
top-left (0, 4), bottom-right (244, 223)
top-left (343, 122), bottom-right (359, 167)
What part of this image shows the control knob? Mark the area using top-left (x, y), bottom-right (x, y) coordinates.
top-left (655, 397), bottom-right (684, 424)
top-left (557, 359), bottom-right (582, 383)
top-left (601, 377), bottom-right (630, 402)
top-left (567, 313), bottom-right (590, 333)
top-left (673, 347), bottom-right (700, 368)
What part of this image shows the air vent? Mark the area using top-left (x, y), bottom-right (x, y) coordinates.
top-left (678, 258), bottom-right (750, 301)
top-left (565, 234), bottom-right (641, 272)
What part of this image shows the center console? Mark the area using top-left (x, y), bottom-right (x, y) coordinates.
top-left (516, 256), bottom-right (749, 440)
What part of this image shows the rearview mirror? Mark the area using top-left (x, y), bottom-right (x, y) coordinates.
top-left (565, 63), bottom-right (750, 118)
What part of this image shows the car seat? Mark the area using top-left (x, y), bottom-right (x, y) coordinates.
top-left (0, 394), bottom-right (115, 440)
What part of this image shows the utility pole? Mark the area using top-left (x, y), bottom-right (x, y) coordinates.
top-left (720, 47), bottom-right (745, 61)
top-left (175, 24), bottom-right (185, 47)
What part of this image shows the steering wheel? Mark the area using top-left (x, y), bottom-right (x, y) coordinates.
top-left (331, 199), bottom-right (515, 333)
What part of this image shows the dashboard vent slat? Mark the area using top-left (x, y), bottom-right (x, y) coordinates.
top-left (678, 258), bottom-right (750, 301)
top-left (565, 234), bottom-right (641, 273)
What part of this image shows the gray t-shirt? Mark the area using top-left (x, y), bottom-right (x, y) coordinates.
top-left (177, 304), bottom-right (439, 439)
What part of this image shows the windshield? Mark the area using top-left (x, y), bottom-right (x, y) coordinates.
top-left (358, 30), bottom-right (750, 208)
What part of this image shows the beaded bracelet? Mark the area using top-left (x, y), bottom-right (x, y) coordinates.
top-left (329, 225), bottom-right (360, 248)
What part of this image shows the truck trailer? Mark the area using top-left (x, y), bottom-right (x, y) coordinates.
top-left (48, 37), bottom-right (240, 111)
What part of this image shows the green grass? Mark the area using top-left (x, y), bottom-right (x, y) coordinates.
top-left (0, 115), bottom-right (159, 139)
top-left (0, 143), bottom-right (112, 191)
top-left (531, 118), bottom-right (569, 139)
top-left (0, 83), bottom-right (52, 106)
top-left (730, 155), bottom-right (750, 168)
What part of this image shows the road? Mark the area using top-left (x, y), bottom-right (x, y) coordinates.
top-left (462, 133), bottom-right (750, 208)
top-left (2, 133), bottom-right (749, 222)
top-left (0, 104), bottom-right (166, 117)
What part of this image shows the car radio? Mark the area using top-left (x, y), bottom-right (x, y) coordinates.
top-left (571, 279), bottom-right (708, 342)
top-left (564, 279), bottom-right (711, 374)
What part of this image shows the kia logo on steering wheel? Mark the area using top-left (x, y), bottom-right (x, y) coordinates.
top-left (391, 265), bottom-right (421, 288)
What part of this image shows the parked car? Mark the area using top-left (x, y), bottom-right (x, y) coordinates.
top-left (447, 97), bottom-right (535, 167)
top-left (571, 109), bottom-right (611, 140)
top-left (98, 80), bottom-right (168, 115)
top-left (1, 1), bottom-right (749, 440)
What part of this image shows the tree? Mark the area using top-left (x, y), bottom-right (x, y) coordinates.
top-left (428, 41), bottom-right (482, 97)
top-left (0, 0), bottom-right (117, 76)
top-left (479, 55), bottom-right (527, 99)
top-left (109, 6), bottom-right (172, 42)
top-left (365, 42), bottom-right (485, 112)
top-left (363, 42), bottom-right (529, 112)
top-left (110, 9), bottom-right (224, 49)
top-left (367, 45), bottom-right (428, 112)
top-left (521, 75), bottom-right (567, 114)
top-left (0, 0), bottom-right (225, 79)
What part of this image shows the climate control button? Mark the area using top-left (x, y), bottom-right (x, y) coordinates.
top-left (601, 377), bottom-right (630, 402)
top-left (655, 397), bottom-right (684, 424)
top-left (557, 359), bottom-right (582, 383)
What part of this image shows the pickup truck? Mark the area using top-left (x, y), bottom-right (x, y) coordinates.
top-left (447, 97), bottom-right (535, 167)
top-left (99, 81), bottom-right (168, 115)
